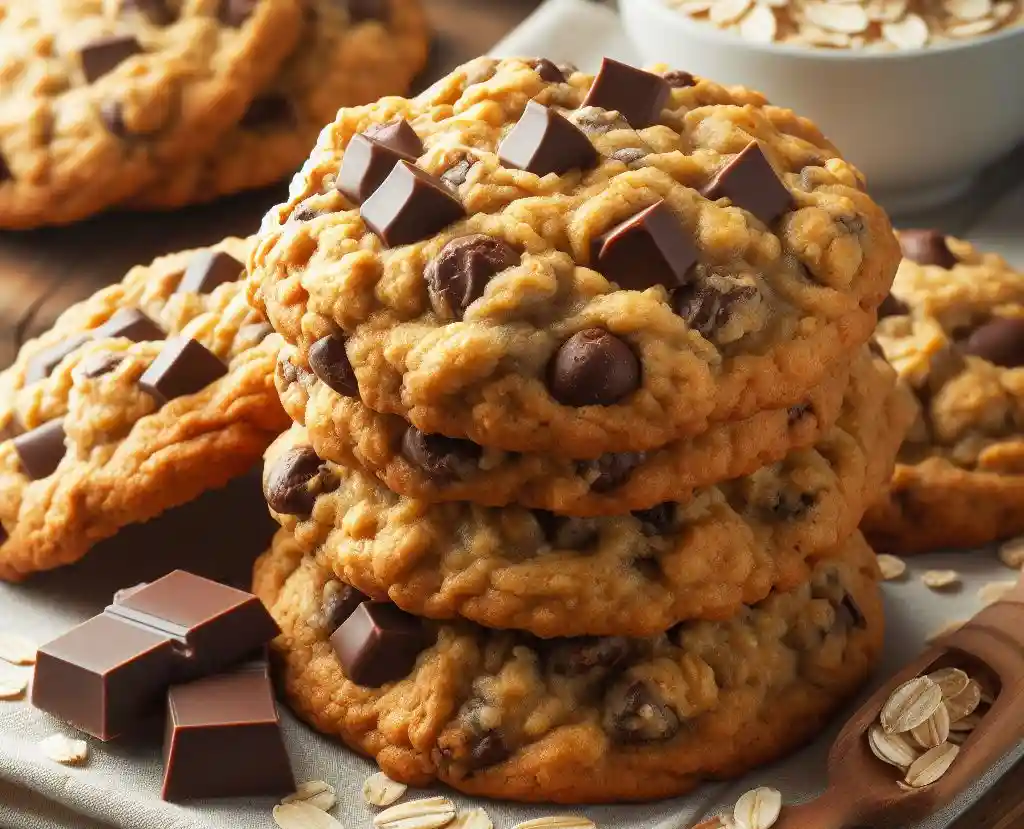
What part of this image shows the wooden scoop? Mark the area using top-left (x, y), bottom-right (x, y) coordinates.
top-left (770, 573), bottom-right (1024, 829)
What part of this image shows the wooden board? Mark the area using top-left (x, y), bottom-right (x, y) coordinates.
top-left (0, 1), bottom-right (1020, 825)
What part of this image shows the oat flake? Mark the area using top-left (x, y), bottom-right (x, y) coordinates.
top-left (877, 554), bottom-right (907, 580)
top-left (374, 797), bottom-right (457, 829)
top-left (805, 1), bottom-right (870, 31)
top-left (733, 786), bottom-right (782, 829)
top-left (451, 809), bottom-right (493, 829)
top-left (882, 14), bottom-right (930, 47)
top-left (948, 16), bottom-right (999, 34)
top-left (881, 676), bottom-right (943, 734)
top-left (868, 724), bottom-right (919, 769)
top-left (710, 0), bottom-right (755, 25)
top-left (904, 742), bottom-right (959, 787)
top-left (921, 569), bottom-right (960, 590)
top-left (273, 802), bottom-right (345, 829)
top-left (38, 734), bottom-right (88, 765)
top-left (281, 780), bottom-right (337, 812)
top-left (363, 772), bottom-right (409, 808)
top-left (945, 679), bottom-right (982, 722)
top-left (926, 667), bottom-right (969, 698)
top-left (739, 4), bottom-right (778, 41)
top-left (0, 633), bottom-right (36, 665)
top-left (0, 675), bottom-right (28, 700)
top-left (511, 819), bottom-right (596, 829)
top-left (944, 0), bottom-right (992, 20)
top-left (909, 702), bottom-right (950, 750)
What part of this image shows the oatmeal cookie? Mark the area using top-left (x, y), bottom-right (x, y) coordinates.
top-left (276, 344), bottom-right (880, 514)
top-left (128, 0), bottom-right (429, 210)
top-left (863, 231), bottom-right (1024, 554)
top-left (261, 366), bottom-right (911, 637)
top-left (254, 527), bottom-right (883, 803)
top-left (0, 0), bottom-right (303, 228)
top-left (0, 238), bottom-right (289, 581)
top-left (247, 56), bottom-right (898, 456)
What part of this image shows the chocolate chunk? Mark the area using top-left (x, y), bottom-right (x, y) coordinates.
top-left (766, 489), bottom-right (817, 521)
top-left (529, 58), bottom-right (565, 83)
top-left (176, 250), bottom-right (244, 295)
top-left (661, 69), bottom-right (696, 88)
top-left (609, 147), bottom-right (648, 165)
top-left (899, 229), bottom-right (957, 268)
top-left (360, 161), bottom-right (466, 248)
top-left (401, 426), bottom-right (481, 482)
top-left (237, 321), bottom-right (274, 346)
top-left (348, 0), bottom-right (388, 22)
top-left (632, 502), bottom-right (676, 535)
top-left (426, 235), bottom-right (519, 319)
top-left (364, 119), bottom-right (424, 159)
top-left (308, 333), bottom-right (359, 398)
top-left (877, 293), bottom-right (910, 319)
top-left (578, 451), bottom-right (646, 493)
top-left (338, 133), bottom-right (416, 205)
top-left (162, 660), bottom-right (295, 801)
top-left (96, 308), bottom-right (165, 342)
top-left (219, 0), bottom-right (257, 26)
top-left (79, 35), bottom-right (142, 83)
top-left (546, 636), bottom-right (632, 676)
top-left (78, 352), bottom-right (123, 379)
top-left (591, 200), bottom-right (697, 291)
top-left (0, 153), bottom-right (11, 182)
top-left (121, 0), bottom-right (173, 24)
top-left (672, 283), bottom-right (758, 338)
top-left (322, 582), bottom-right (369, 632)
top-left (24, 334), bottom-right (91, 384)
top-left (264, 446), bottom-right (329, 515)
top-left (466, 733), bottom-right (510, 770)
top-left (498, 101), bottom-right (599, 177)
top-left (548, 328), bottom-right (640, 407)
top-left (239, 94), bottom-right (295, 129)
top-left (962, 317), bottom-right (1024, 368)
top-left (533, 511), bottom-right (599, 549)
top-left (835, 593), bottom-right (867, 629)
top-left (603, 678), bottom-right (680, 743)
top-left (330, 601), bottom-right (430, 687)
top-left (32, 571), bottom-right (279, 740)
top-left (582, 58), bottom-right (670, 129)
top-left (13, 419), bottom-right (65, 480)
top-left (138, 337), bottom-right (226, 404)
top-left (100, 101), bottom-right (127, 137)
top-left (440, 157), bottom-right (474, 190)
top-left (787, 402), bottom-right (811, 425)
top-left (703, 141), bottom-right (793, 225)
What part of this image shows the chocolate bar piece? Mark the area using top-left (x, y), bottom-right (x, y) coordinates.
top-left (162, 658), bottom-right (295, 801)
top-left (32, 571), bottom-right (279, 740)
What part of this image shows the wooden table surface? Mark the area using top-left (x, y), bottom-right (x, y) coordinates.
top-left (0, 1), bottom-right (1020, 826)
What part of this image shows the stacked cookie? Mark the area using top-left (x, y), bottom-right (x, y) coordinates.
top-left (0, 0), bottom-right (428, 228)
top-left (248, 57), bottom-right (911, 802)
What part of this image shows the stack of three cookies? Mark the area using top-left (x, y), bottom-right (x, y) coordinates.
top-left (249, 56), bottom-right (913, 802)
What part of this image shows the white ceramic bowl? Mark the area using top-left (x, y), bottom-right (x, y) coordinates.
top-left (621, 0), bottom-right (1024, 213)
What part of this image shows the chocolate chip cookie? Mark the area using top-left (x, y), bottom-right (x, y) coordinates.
top-left (0, 238), bottom-right (289, 581)
top-left (128, 0), bottom-right (429, 210)
top-left (863, 231), bottom-right (1024, 554)
top-left (261, 358), bottom-right (910, 637)
top-left (0, 0), bottom-right (304, 228)
top-left (254, 526), bottom-right (883, 802)
top-left (275, 344), bottom-right (884, 514)
top-left (247, 56), bottom-right (898, 457)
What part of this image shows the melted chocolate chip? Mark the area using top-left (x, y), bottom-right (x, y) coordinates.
top-left (632, 502), bottom-right (676, 535)
top-left (878, 293), bottom-right (910, 319)
top-left (264, 446), bottom-right (329, 515)
top-left (548, 329), bottom-right (640, 407)
top-left (498, 101), bottom-right (598, 177)
top-left (308, 334), bottom-right (359, 398)
top-left (899, 229), bottom-right (957, 268)
top-left (466, 733), bottom-right (510, 770)
top-left (425, 235), bottom-right (519, 319)
top-left (787, 403), bottom-right (811, 425)
top-left (100, 101), bottom-right (127, 137)
top-left (661, 69), bottom-right (696, 88)
top-left (80, 35), bottom-right (142, 83)
top-left (582, 58), bottom-right (670, 129)
top-left (766, 490), bottom-right (817, 521)
top-left (835, 593), bottom-right (867, 629)
top-left (672, 283), bottom-right (757, 339)
top-left (400, 427), bottom-right (481, 483)
top-left (529, 58), bottom-right (565, 83)
top-left (603, 679), bottom-right (680, 743)
top-left (546, 636), bottom-right (632, 676)
top-left (533, 511), bottom-right (600, 549)
top-left (577, 451), bottom-right (646, 493)
top-left (0, 153), bottom-right (11, 182)
top-left (961, 317), bottom-right (1024, 368)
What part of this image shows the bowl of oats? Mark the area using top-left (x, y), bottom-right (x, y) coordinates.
top-left (621, 0), bottom-right (1024, 212)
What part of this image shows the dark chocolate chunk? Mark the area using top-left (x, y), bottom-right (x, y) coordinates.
top-left (308, 334), bottom-right (359, 398)
top-left (175, 250), bottom-right (244, 295)
top-left (96, 307), bottom-right (164, 342)
top-left (546, 636), bottom-right (632, 676)
top-left (78, 352), bottom-right (123, 379)
top-left (440, 157), bottom-right (474, 190)
top-left (661, 69), bottom-right (696, 88)
top-left (898, 229), bottom-right (957, 268)
top-left (364, 119), bottom-right (424, 159)
top-left (138, 337), bottom-right (226, 404)
top-left (360, 161), bottom-right (466, 248)
top-left (582, 58), bottom-right (671, 129)
top-left (162, 660), bottom-right (295, 801)
top-left (219, 0), bottom-right (257, 26)
top-left (426, 235), bottom-right (519, 319)
top-left (330, 601), bottom-right (430, 687)
top-left (603, 678), bottom-right (680, 743)
top-left (0, 153), bottom-right (11, 182)
top-left (877, 293), bottom-right (910, 319)
top-left (672, 283), bottom-right (758, 338)
top-left (322, 582), bottom-right (370, 632)
top-left (121, 0), bottom-right (173, 24)
top-left (401, 426), bottom-right (481, 482)
top-left (578, 451), bottom-right (646, 493)
top-left (533, 511), bottom-right (599, 549)
top-left (962, 317), bottom-right (1024, 368)
top-left (348, 0), bottom-right (388, 22)
top-left (498, 101), bottom-right (599, 177)
top-left (32, 571), bottom-right (279, 740)
top-left (79, 35), bottom-right (142, 83)
top-left (337, 133), bottom-right (415, 205)
top-left (13, 419), bottom-right (65, 480)
top-left (548, 328), bottom-right (640, 407)
top-left (466, 733), bottom-right (510, 770)
top-left (609, 147), bottom-right (648, 165)
top-left (24, 334), bottom-right (91, 384)
top-left (239, 94), bottom-right (295, 130)
top-left (835, 593), bottom-right (867, 629)
top-left (632, 502), bottom-right (676, 535)
top-left (100, 101), bottom-right (127, 137)
top-left (264, 446), bottom-right (329, 515)
top-left (766, 489), bottom-right (817, 521)
top-left (529, 58), bottom-right (565, 83)
top-left (703, 141), bottom-right (793, 225)
top-left (591, 200), bottom-right (697, 291)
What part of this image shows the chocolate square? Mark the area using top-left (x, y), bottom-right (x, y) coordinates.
top-left (13, 419), bottom-right (66, 480)
top-left (95, 308), bottom-right (165, 342)
top-left (591, 200), bottom-right (697, 291)
top-left (23, 334), bottom-right (92, 384)
top-left (175, 251), bottom-right (244, 295)
top-left (79, 35), bottom-right (142, 83)
top-left (702, 141), bottom-right (793, 226)
top-left (582, 58), bottom-right (670, 129)
top-left (497, 101), bottom-right (598, 177)
top-left (360, 161), bottom-right (465, 248)
top-left (330, 601), bottom-right (430, 687)
top-left (138, 337), bottom-right (227, 404)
